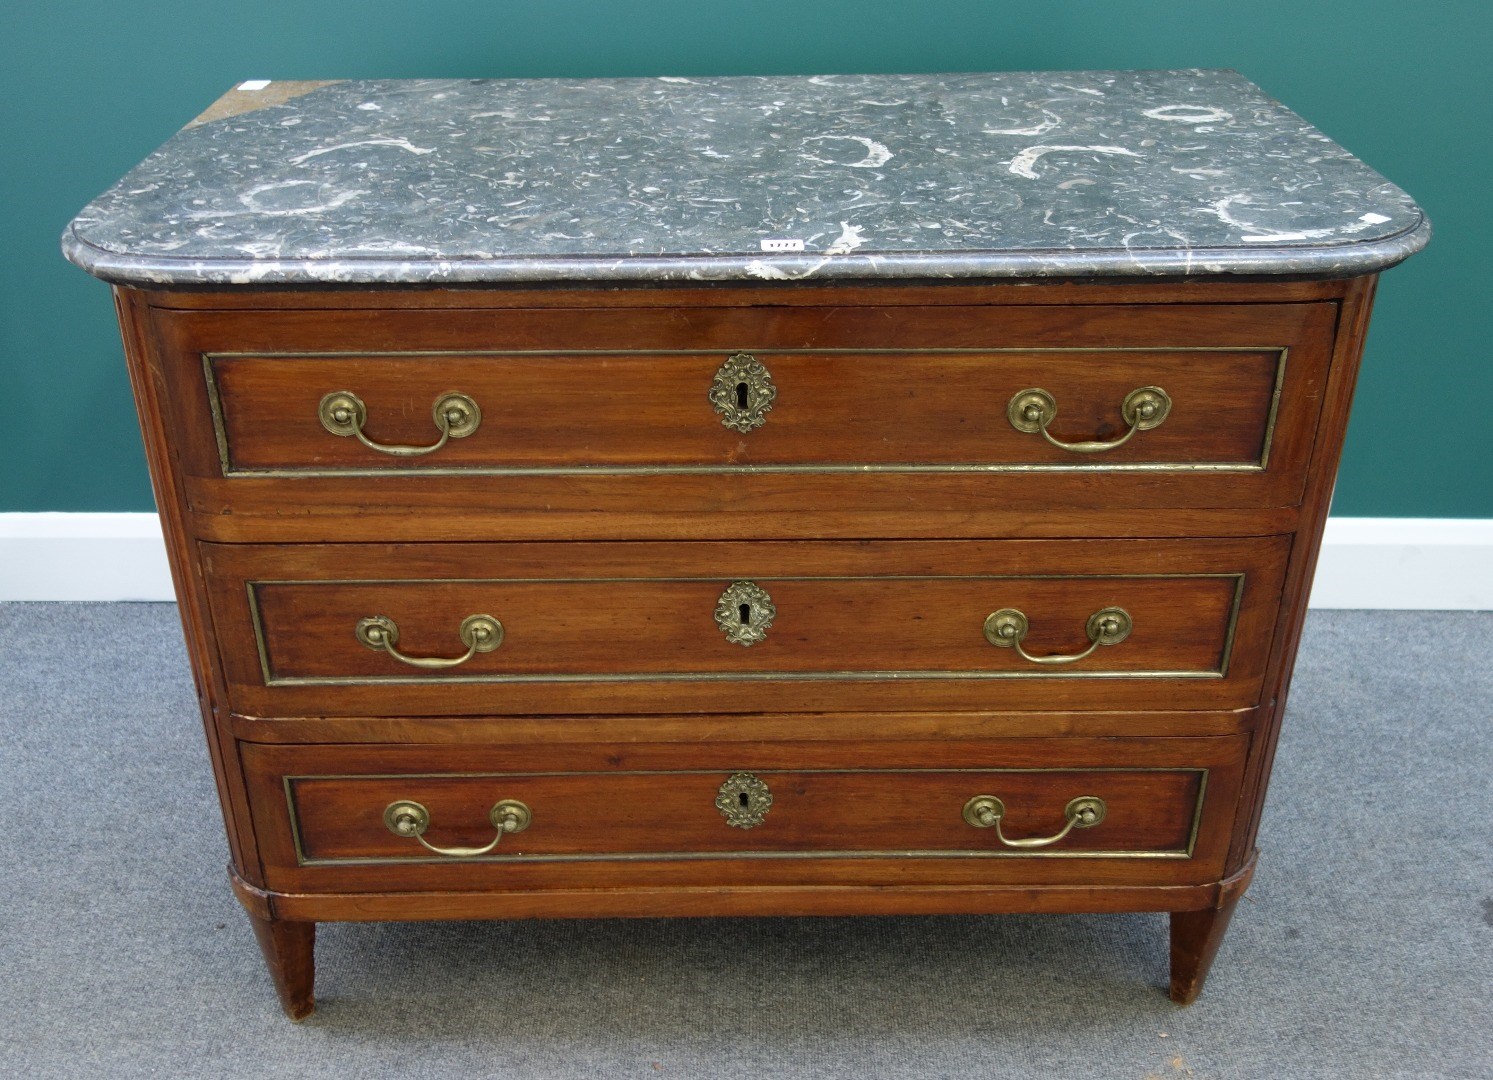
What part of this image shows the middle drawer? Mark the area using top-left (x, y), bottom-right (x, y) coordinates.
top-left (204, 537), bottom-right (1288, 717)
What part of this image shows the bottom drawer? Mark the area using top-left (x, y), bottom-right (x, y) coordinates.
top-left (242, 736), bottom-right (1247, 893)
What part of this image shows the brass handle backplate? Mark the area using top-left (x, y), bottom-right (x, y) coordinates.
top-left (983, 606), bottom-right (1132, 665)
top-left (715, 580), bottom-right (776, 647)
top-left (383, 798), bottom-right (531, 857)
top-left (716, 772), bottom-right (773, 829)
top-left (962, 794), bottom-right (1107, 849)
top-left (1007, 386), bottom-right (1170, 453)
top-left (319, 390), bottom-right (481, 456)
top-left (709, 352), bottom-right (777, 432)
top-left (355, 613), bottom-right (503, 669)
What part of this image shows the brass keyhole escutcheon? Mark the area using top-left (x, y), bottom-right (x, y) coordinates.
top-left (715, 581), bottom-right (776, 647)
top-left (710, 352), bottom-right (777, 432)
top-left (716, 772), bottom-right (773, 829)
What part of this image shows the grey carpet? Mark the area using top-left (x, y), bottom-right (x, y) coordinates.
top-left (1, 603), bottom-right (1489, 1079)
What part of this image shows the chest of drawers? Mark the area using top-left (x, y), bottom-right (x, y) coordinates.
top-left (65, 72), bottom-right (1427, 1019)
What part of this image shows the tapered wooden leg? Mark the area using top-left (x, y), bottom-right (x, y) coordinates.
top-left (1168, 894), bottom-right (1240, 1005)
top-left (245, 911), bottom-right (316, 1020)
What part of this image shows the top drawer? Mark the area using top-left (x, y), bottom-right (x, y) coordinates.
top-left (153, 301), bottom-right (1339, 530)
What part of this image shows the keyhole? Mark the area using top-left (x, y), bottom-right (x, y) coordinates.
top-left (739, 791), bottom-right (751, 808)
top-left (736, 381), bottom-right (750, 410)
top-left (739, 604), bottom-right (752, 624)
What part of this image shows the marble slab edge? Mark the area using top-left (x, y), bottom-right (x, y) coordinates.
top-left (62, 215), bottom-right (1430, 288)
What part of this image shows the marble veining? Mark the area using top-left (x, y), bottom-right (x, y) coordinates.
top-left (63, 70), bottom-right (1429, 285)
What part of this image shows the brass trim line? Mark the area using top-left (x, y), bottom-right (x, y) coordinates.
top-left (1259, 347), bottom-right (1289, 470)
top-left (265, 670), bottom-right (1224, 687)
top-left (1218, 576), bottom-right (1246, 678)
top-left (201, 346), bottom-right (1288, 478)
top-left (244, 572), bottom-right (1247, 688)
top-left (281, 766), bottom-right (1209, 867)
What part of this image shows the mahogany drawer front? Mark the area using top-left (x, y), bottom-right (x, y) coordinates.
top-left (203, 537), bottom-right (1289, 716)
top-left (208, 348), bottom-right (1282, 472)
top-left (241, 735), bottom-right (1248, 892)
top-left (156, 302), bottom-right (1339, 523)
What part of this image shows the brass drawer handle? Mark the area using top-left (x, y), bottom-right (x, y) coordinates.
top-left (962, 795), bottom-right (1106, 849)
top-left (983, 606), bottom-right (1132, 665)
top-left (1007, 386), bottom-right (1170, 453)
top-left (319, 390), bottom-right (481, 456)
top-left (384, 799), bottom-right (531, 857)
top-left (710, 352), bottom-right (777, 432)
top-left (355, 613), bottom-right (503, 669)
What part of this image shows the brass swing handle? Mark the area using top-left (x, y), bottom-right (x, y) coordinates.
top-left (384, 799), bottom-right (531, 857)
top-left (983, 606), bottom-right (1132, 665)
top-left (1007, 386), bottom-right (1170, 453)
top-left (355, 614), bottom-right (503, 669)
top-left (962, 795), bottom-right (1107, 849)
top-left (319, 390), bottom-right (481, 456)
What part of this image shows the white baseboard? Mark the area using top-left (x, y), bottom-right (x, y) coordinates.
top-left (0, 513), bottom-right (1489, 609)
top-left (0, 513), bottom-right (175, 601)
top-left (1308, 517), bottom-right (1493, 610)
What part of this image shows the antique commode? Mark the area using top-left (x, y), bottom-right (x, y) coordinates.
top-left (64, 72), bottom-right (1427, 1018)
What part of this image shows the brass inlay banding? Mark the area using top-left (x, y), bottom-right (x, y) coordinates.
top-left (202, 346), bottom-right (1288, 477)
top-left (244, 572), bottom-right (1246, 688)
top-left (282, 767), bottom-right (1209, 867)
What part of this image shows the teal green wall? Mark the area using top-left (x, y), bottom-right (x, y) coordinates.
top-left (4, 2), bottom-right (1487, 515)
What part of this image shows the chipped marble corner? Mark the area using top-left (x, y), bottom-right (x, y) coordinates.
top-left (187, 81), bottom-right (344, 128)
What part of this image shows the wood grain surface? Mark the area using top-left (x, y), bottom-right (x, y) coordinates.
top-left (209, 348), bottom-right (1284, 471)
top-left (242, 735), bottom-right (1246, 893)
top-left (203, 536), bottom-right (1288, 716)
top-left (151, 299), bottom-right (1337, 527)
top-left (103, 272), bottom-right (1376, 1014)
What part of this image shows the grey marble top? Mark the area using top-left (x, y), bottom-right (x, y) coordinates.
top-left (63, 70), bottom-right (1428, 286)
